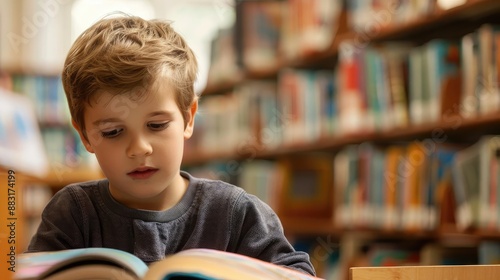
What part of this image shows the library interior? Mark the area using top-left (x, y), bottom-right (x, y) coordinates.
top-left (2, 0), bottom-right (500, 279)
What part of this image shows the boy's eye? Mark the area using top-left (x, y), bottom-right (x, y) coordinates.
top-left (147, 122), bottom-right (170, 131)
top-left (101, 128), bottom-right (123, 138)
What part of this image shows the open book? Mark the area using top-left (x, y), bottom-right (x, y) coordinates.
top-left (15, 247), bottom-right (321, 280)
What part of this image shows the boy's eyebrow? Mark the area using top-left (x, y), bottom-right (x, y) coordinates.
top-left (92, 111), bottom-right (174, 126)
top-left (92, 118), bottom-right (122, 126)
top-left (148, 111), bottom-right (175, 117)
top-left (92, 111), bottom-right (175, 126)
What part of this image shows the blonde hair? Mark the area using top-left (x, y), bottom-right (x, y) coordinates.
top-left (62, 14), bottom-right (198, 139)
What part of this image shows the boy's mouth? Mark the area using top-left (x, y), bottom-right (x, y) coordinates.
top-left (127, 167), bottom-right (159, 179)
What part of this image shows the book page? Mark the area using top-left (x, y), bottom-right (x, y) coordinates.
top-left (45, 264), bottom-right (138, 280)
top-left (145, 249), bottom-right (321, 280)
top-left (15, 248), bottom-right (148, 280)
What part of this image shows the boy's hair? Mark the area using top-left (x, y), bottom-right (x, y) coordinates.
top-left (62, 14), bottom-right (198, 139)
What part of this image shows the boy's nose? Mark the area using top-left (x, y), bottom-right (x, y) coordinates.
top-left (126, 135), bottom-right (153, 157)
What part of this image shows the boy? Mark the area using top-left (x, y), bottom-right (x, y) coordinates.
top-left (27, 15), bottom-right (315, 276)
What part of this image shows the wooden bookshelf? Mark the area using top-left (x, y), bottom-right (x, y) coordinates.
top-left (183, 112), bottom-right (500, 165)
top-left (202, 0), bottom-right (500, 96)
top-left (0, 167), bottom-right (102, 253)
top-left (282, 218), bottom-right (500, 243)
top-left (1, 73), bottom-right (104, 253)
top-left (0, 169), bottom-right (39, 254)
top-left (196, 1), bottom-right (500, 278)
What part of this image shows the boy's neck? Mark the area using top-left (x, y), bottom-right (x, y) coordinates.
top-left (109, 173), bottom-right (189, 211)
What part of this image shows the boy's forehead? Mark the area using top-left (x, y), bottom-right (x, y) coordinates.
top-left (85, 84), bottom-right (177, 113)
top-left (86, 88), bottom-right (151, 108)
top-left (92, 75), bottom-right (174, 99)
top-left (84, 76), bottom-right (177, 109)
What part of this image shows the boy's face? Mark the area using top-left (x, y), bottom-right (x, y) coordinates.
top-left (74, 79), bottom-right (197, 210)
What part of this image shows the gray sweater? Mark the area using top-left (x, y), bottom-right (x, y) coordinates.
top-left (27, 171), bottom-right (315, 276)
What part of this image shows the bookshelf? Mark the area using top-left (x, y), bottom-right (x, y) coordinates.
top-left (187, 0), bottom-right (500, 279)
top-left (0, 169), bottom-right (48, 255)
top-left (0, 73), bottom-right (103, 253)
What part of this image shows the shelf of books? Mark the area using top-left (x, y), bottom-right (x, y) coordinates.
top-left (185, 0), bottom-right (500, 279)
top-left (0, 72), bottom-right (103, 257)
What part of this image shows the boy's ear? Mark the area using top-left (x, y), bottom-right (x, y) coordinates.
top-left (183, 99), bottom-right (198, 139)
top-left (72, 119), bottom-right (95, 153)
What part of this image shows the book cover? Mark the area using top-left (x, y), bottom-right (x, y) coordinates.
top-left (460, 32), bottom-right (480, 118)
top-left (408, 46), bottom-right (425, 125)
top-left (334, 145), bottom-right (361, 228)
top-left (451, 138), bottom-right (487, 230)
top-left (477, 24), bottom-right (500, 114)
top-left (277, 69), bottom-right (305, 144)
top-left (478, 136), bottom-right (500, 230)
top-left (337, 41), bottom-right (369, 134)
top-left (383, 145), bottom-right (406, 230)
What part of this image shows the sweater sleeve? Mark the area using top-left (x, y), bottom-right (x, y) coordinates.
top-left (229, 192), bottom-right (316, 276)
top-left (26, 186), bottom-right (88, 252)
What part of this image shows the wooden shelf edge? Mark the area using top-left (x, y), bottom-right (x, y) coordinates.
top-left (281, 219), bottom-right (500, 241)
top-left (183, 112), bottom-right (500, 165)
top-left (281, 217), bottom-right (338, 236)
top-left (370, 0), bottom-right (500, 41)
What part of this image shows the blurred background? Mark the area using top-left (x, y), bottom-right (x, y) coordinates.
top-left (2, 1), bottom-right (500, 279)
top-left (1, 0), bottom-right (236, 94)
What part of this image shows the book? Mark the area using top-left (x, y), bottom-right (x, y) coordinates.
top-left (280, 0), bottom-right (341, 59)
top-left (383, 145), bottom-right (406, 230)
top-left (336, 41), bottom-right (369, 134)
top-left (15, 247), bottom-right (321, 280)
top-left (479, 241), bottom-right (500, 264)
top-left (238, 0), bottom-right (284, 71)
top-left (0, 89), bottom-right (49, 177)
top-left (460, 25), bottom-right (500, 117)
top-left (452, 140), bottom-right (481, 230)
top-left (238, 159), bottom-right (283, 209)
top-left (334, 145), bottom-right (361, 228)
top-left (276, 68), bottom-right (337, 144)
top-left (380, 44), bottom-right (411, 129)
top-left (460, 31), bottom-right (479, 118)
top-left (476, 24), bottom-right (500, 115)
top-left (206, 27), bottom-right (241, 87)
top-left (423, 39), bottom-right (461, 123)
top-left (452, 136), bottom-right (500, 230)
